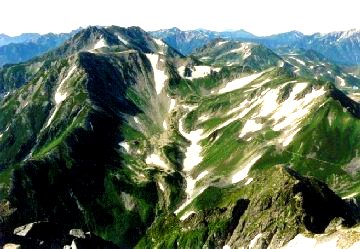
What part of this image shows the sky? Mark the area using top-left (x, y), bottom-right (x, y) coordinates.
top-left (1, 0), bottom-right (360, 36)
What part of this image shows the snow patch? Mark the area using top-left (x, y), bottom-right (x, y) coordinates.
top-left (146, 53), bottom-right (168, 94)
top-left (283, 234), bottom-right (317, 249)
top-left (119, 142), bottom-right (130, 152)
top-left (93, 38), bottom-right (107, 50)
top-left (223, 245), bottom-right (231, 249)
top-left (174, 186), bottom-right (206, 215)
top-left (229, 43), bottom-right (252, 59)
top-left (198, 115), bottom-right (209, 122)
top-left (158, 182), bottom-right (165, 192)
top-left (289, 56), bottom-right (306, 66)
top-left (177, 66), bottom-right (214, 80)
top-left (169, 98), bottom-right (176, 112)
top-left (336, 76), bottom-right (346, 87)
top-left (145, 154), bottom-right (168, 170)
top-left (55, 66), bottom-right (76, 104)
top-left (349, 241), bottom-right (360, 249)
top-left (117, 35), bottom-right (128, 45)
top-left (245, 177), bottom-right (253, 185)
top-left (134, 117), bottom-right (140, 124)
top-left (239, 119), bottom-right (263, 138)
top-left (232, 155), bottom-right (262, 184)
top-left (217, 41), bottom-right (229, 46)
top-left (180, 210), bottom-right (196, 221)
top-left (249, 233), bottom-right (262, 249)
top-left (282, 234), bottom-right (339, 249)
top-left (163, 120), bottom-right (168, 130)
top-left (258, 88), bottom-right (280, 117)
top-left (179, 118), bottom-right (204, 172)
top-left (46, 66), bottom-right (76, 128)
top-left (281, 128), bottom-right (301, 147)
top-left (219, 72), bottom-right (264, 94)
top-left (343, 192), bottom-right (358, 199)
top-left (154, 38), bottom-right (166, 47)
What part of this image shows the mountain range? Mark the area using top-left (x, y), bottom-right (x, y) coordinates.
top-left (0, 30), bottom-right (79, 66)
top-left (152, 28), bottom-right (360, 65)
top-left (0, 25), bottom-right (359, 249)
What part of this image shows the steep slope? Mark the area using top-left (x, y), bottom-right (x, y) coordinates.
top-left (0, 26), bottom-right (186, 248)
top-left (138, 166), bottom-right (359, 248)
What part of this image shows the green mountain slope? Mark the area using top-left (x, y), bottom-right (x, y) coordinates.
top-left (0, 26), bottom-right (359, 249)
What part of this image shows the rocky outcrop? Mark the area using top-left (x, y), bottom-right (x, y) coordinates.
top-left (3, 224), bottom-right (118, 249)
top-left (138, 166), bottom-right (358, 248)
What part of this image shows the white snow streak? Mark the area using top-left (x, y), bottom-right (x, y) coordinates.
top-left (232, 155), bottom-right (262, 184)
top-left (336, 76), bottom-right (346, 87)
top-left (158, 182), bottom-right (165, 192)
top-left (249, 233), bottom-right (262, 249)
top-left (117, 35), bottom-right (128, 45)
top-left (217, 41), bottom-right (229, 46)
top-left (179, 210), bottom-right (196, 221)
top-left (119, 142), bottom-right (130, 152)
top-left (146, 53), bottom-right (168, 94)
top-left (289, 56), bottom-right (306, 66)
top-left (219, 72), bottom-right (264, 94)
top-left (179, 118), bottom-right (204, 172)
top-left (46, 66), bottom-right (76, 127)
top-left (145, 154), bottom-right (168, 170)
top-left (169, 98), bottom-right (176, 112)
top-left (245, 177), bottom-right (253, 185)
top-left (343, 192), bottom-right (358, 199)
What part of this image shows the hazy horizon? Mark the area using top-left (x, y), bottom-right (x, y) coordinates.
top-left (1, 0), bottom-right (360, 36)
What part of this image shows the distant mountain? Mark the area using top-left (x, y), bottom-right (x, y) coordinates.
top-left (151, 27), bottom-right (256, 55)
top-left (0, 33), bottom-right (41, 47)
top-left (0, 31), bottom-right (79, 66)
top-left (193, 39), bottom-right (284, 70)
top-left (152, 28), bottom-right (360, 65)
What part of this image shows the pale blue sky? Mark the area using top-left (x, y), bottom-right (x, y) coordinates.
top-left (1, 0), bottom-right (360, 36)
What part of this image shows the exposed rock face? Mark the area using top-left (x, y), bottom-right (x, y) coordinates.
top-left (4, 225), bottom-right (118, 249)
top-left (137, 166), bottom-right (357, 248)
